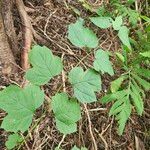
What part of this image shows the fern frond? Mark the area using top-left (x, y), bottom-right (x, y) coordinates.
top-left (101, 90), bottom-right (132, 135)
top-left (115, 100), bottom-right (132, 135)
top-left (135, 68), bottom-right (150, 78)
top-left (132, 73), bottom-right (150, 91)
top-left (101, 68), bottom-right (149, 135)
top-left (130, 83), bottom-right (144, 115)
top-left (101, 90), bottom-right (127, 104)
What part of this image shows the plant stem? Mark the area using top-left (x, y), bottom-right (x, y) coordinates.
top-left (57, 135), bottom-right (66, 149)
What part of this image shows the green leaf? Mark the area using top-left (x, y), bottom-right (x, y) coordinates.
top-left (122, 45), bottom-right (128, 65)
top-left (52, 93), bottom-right (81, 124)
top-left (68, 18), bottom-right (98, 48)
top-left (5, 133), bottom-right (23, 150)
top-left (71, 146), bottom-right (87, 150)
top-left (72, 146), bottom-right (80, 150)
top-left (52, 93), bottom-right (81, 134)
top-left (110, 97), bottom-right (132, 135)
top-left (90, 17), bottom-right (113, 29)
top-left (112, 16), bottom-right (123, 30)
top-left (135, 68), bottom-right (150, 78)
top-left (93, 49), bottom-right (114, 76)
top-left (116, 52), bottom-right (125, 63)
top-left (128, 9), bottom-right (139, 26)
top-left (140, 51), bottom-right (150, 58)
top-left (110, 76), bottom-right (125, 93)
top-left (140, 15), bottom-right (150, 23)
top-left (25, 45), bottom-right (63, 85)
top-left (130, 84), bottom-right (143, 115)
top-left (116, 100), bottom-right (132, 135)
top-left (96, 6), bottom-right (106, 16)
top-left (0, 85), bottom-right (44, 132)
top-left (69, 67), bottom-right (101, 103)
top-left (131, 79), bottom-right (145, 98)
top-left (55, 119), bottom-right (77, 135)
top-left (127, 0), bottom-right (135, 5)
top-left (101, 90), bottom-right (132, 135)
top-left (101, 90), bottom-right (127, 104)
top-left (109, 98), bottom-right (125, 116)
top-left (132, 73), bottom-right (150, 91)
top-left (118, 26), bottom-right (131, 50)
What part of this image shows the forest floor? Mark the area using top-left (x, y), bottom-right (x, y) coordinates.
top-left (0, 0), bottom-right (150, 150)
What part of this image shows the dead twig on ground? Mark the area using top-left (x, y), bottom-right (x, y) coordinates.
top-left (83, 104), bottom-right (97, 150)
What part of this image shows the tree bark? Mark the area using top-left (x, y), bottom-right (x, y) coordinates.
top-left (0, 1), bottom-right (16, 75)
top-left (1, 0), bottom-right (19, 57)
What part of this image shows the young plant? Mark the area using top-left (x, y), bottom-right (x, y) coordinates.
top-left (0, 45), bottom-right (63, 149)
top-left (101, 44), bottom-right (150, 135)
top-left (0, 85), bottom-right (45, 132)
top-left (90, 15), bottom-right (131, 50)
top-left (0, 9), bottom-right (148, 149)
top-left (110, 0), bottom-right (140, 26)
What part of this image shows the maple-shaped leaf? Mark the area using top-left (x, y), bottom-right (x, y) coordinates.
top-left (25, 45), bottom-right (63, 85)
top-left (0, 85), bottom-right (44, 132)
top-left (68, 18), bottom-right (98, 48)
top-left (69, 67), bottom-right (101, 103)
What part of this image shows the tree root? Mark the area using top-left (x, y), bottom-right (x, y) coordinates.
top-left (16, 0), bottom-right (49, 71)
top-left (1, 0), bottom-right (49, 76)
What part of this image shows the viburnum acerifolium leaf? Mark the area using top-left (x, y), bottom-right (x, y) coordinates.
top-left (0, 84), bottom-right (44, 132)
top-left (69, 67), bottom-right (101, 103)
top-left (25, 45), bottom-right (63, 85)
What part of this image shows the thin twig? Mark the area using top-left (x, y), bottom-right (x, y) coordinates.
top-left (57, 135), bottom-right (66, 149)
top-left (44, 9), bottom-right (58, 35)
top-left (95, 121), bottom-right (112, 150)
top-left (61, 53), bottom-right (66, 92)
top-left (88, 108), bottom-right (107, 112)
top-left (83, 104), bottom-right (97, 150)
top-left (20, 133), bottom-right (30, 150)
